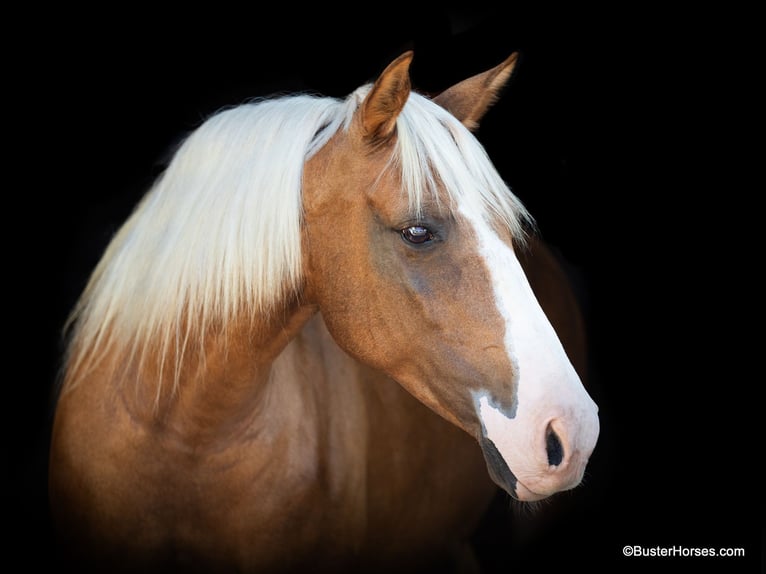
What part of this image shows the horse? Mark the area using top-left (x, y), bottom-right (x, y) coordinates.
top-left (49, 51), bottom-right (599, 573)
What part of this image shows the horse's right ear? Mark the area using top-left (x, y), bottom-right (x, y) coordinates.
top-left (434, 52), bottom-right (519, 131)
top-left (358, 51), bottom-right (414, 144)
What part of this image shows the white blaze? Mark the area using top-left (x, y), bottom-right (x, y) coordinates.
top-left (461, 204), bottom-right (599, 496)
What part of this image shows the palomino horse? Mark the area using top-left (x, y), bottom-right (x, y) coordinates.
top-left (49, 51), bottom-right (599, 573)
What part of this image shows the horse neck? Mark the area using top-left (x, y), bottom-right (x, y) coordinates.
top-left (118, 302), bottom-right (319, 447)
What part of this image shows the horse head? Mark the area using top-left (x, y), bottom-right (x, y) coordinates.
top-left (301, 51), bottom-right (599, 502)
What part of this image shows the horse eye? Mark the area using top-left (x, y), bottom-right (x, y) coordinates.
top-left (401, 225), bottom-right (434, 245)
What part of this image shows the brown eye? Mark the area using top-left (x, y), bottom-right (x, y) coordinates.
top-left (401, 225), bottom-right (434, 245)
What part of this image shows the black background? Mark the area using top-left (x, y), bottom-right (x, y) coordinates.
top-left (7, 5), bottom-right (761, 572)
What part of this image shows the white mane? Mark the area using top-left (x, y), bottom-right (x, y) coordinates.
top-left (64, 86), bottom-right (532, 391)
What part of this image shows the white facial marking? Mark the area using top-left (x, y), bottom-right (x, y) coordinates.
top-left (460, 203), bottom-right (599, 495)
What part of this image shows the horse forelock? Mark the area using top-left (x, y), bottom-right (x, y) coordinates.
top-left (390, 90), bottom-right (533, 240)
top-left (343, 84), bottom-right (532, 239)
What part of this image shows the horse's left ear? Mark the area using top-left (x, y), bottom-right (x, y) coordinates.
top-left (434, 52), bottom-right (519, 131)
top-left (359, 51), bottom-right (414, 143)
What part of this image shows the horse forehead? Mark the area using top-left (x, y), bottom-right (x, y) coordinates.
top-left (303, 138), bottom-right (395, 211)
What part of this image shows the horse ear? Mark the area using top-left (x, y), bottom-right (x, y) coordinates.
top-left (359, 51), bottom-right (414, 143)
top-left (434, 52), bottom-right (519, 131)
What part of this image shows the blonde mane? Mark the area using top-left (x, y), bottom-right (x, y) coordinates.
top-left (63, 86), bottom-right (532, 393)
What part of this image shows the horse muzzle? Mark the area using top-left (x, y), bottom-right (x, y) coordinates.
top-left (476, 393), bottom-right (600, 502)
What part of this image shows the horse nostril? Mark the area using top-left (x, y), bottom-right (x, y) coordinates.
top-left (546, 425), bottom-right (564, 466)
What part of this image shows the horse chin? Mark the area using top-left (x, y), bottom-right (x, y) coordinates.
top-left (479, 436), bottom-right (548, 502)
top-left (511, 481), bottom-right (549, 502)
